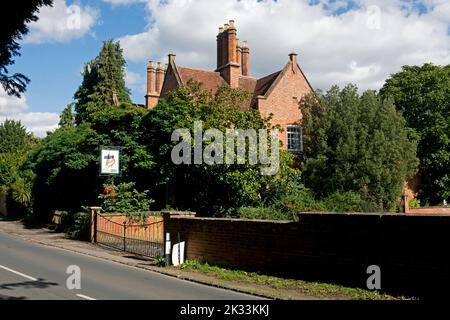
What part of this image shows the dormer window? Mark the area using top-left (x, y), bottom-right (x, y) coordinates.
top-left (287, 125), bottom-right (302, 153)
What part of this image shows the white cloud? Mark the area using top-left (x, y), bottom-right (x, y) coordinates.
top-left (102, 0), bottom-right (146, 6)
top-left (0, 112), bottom-right (60, 138)
top-left (0, 88), bottom-right (59, 137)
top-left (118, 0), bottom-right (450, 92)
top-left (24, 0), bottom-right (99, 44)
top-left (0, 88), bottom-right (28, 115)
top-left (126, 69), bottom-right (147, 95)
top-left (125, 69), bottom-right (143, 86)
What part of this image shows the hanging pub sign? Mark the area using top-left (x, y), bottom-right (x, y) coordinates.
top-left (99, 146), bottom-right (121, 176)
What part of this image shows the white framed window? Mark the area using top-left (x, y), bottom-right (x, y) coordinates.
top-left (287, 125), bottom-right (302, 153)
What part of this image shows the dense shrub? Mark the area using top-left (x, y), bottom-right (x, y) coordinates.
top-left (273, 187), bottom-right (326, 214)
top-left (234, 206), bottom-right (292, 221)
top-left (67, 212), bottom-right (91, 241)
top-left (321, 191), bottom-right (365, 212)
top-left (233, 188), bottom-right (384, 221)
top-left (99, 182), bottom-right (154, 214)
top-left (301, 85), bottom-right (418, 210)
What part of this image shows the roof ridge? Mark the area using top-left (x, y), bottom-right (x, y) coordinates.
top-left (178, 66), bottom-right (221, 74)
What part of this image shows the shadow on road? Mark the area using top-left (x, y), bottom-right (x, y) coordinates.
top-left (0, 294), bottom-right (27, 300)
top-left (0, 278), bottom-right (58, 291)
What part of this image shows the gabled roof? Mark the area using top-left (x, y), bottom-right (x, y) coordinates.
top-left (176, 66), bottom-right (261, 110)
top-left (261, 62), bottom-right (314, 100)
top-left (164, 58), bottom-right (313, 111)
top-left (178, 67), bottom-right (225, 94)
top-left (254, 71), bottom-right (282, 96)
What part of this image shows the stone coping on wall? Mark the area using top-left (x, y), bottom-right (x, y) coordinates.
top-left (99, 212), bottom-right (162, 216)
top-left (167, 215), bottom-right (294, 224)
top-left (167, 211), bottom-right (450, 222)
top-left (298, 211), bottom-right (450, 217)
top-left (161, 211), bottom-right (196, 216)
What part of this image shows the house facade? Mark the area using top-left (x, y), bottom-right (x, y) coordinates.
top-left (144, 20), bottom-right (313, 151)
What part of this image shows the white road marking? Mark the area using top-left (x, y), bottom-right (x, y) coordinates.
top-left (0, 264), bottom-right (38, 281)
top-left (76, 294), bottom-right (96, 300)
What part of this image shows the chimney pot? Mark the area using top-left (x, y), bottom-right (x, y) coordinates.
top-left (229, 20), bottom-right (235, 28)
top-left (224, 23), bottom-right (229, 29)
top-left (289, 52), bottom-right (298, 63)
top-left (168, 53), bottom-right (176, 64)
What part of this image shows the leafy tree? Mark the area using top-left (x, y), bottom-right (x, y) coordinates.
top-left (26, 39), bottom-right (150, 221)
top-left (74, 40), bottom-right (131, 124)
top-left (301, 85), bottom-right (418, 211)
top-left (0, 0), bottom-right (53, 97)
top-left (142, 81), bottom-right (300, 215)
top-left (0, 119), bottom-right (35, 153)
top-left (0, 120), bottom-right (39, 215)
top-left (59, 103), bottom-right (75, 128)
top-left (26, 104), bottom-right (153, 220)
top-left (25, 124), bottom-right (100, 218)
top-left (380, 64), bottom-right (450, 203)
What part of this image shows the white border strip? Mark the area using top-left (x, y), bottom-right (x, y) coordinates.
top-left (0, 264), bottom-right (38, 281)
top-left (76, 294), bottom-right (96, 300)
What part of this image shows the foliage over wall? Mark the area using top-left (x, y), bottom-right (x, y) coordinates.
top-left (300, 85), bottom-right (418, 211)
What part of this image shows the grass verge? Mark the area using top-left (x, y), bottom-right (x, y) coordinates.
top-left (178, 260), bottom-right (415, 300)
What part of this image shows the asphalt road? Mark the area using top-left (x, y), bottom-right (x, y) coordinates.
top-left (0, 231), bottom-right (257, 300)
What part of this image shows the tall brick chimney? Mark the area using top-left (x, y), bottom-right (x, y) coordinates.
top-left (147, 61), bottom-right (155, 95)
top-left (145, 61), bottom-right (159, 109)
top-left (217, 27), bottom-right (224, 69)
top-left (156, 62), bottom-right (163, 94)
top-left (236, 38), bottom-right (241, 72)
top-left (241, 40), bottom-right (250, 76)
top-left (216, 20), bottom-right (240, 87)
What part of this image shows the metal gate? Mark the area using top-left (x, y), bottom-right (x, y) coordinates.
top-left (95, 213), bottom-right (164, 258)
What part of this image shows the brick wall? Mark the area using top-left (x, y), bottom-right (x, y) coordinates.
top-left (164, 212), bottom-right (450, 297)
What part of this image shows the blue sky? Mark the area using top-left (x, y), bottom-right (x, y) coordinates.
top-left (10, 0), bottom-right (148, 115)
top-left (1, 0), bottom-right (449, 136)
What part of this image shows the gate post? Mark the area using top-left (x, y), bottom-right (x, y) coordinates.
top-left (123, 221), bottom-right (127, 251)
top-left (89, 207), bottom-right (101, 243)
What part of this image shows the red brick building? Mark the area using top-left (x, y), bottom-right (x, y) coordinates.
top-left (145, 20), bottom-right (313, 151)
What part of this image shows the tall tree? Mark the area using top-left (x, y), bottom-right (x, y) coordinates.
top-left (0, 0), bottom-right (53, 97)
top-left (0, 119), bottom-right (34, 153)
top-left (301, 85), bottom-right (418, 210)
top-left (74, 40), bottom-right (131, 124)
top-left (0, 120), bottom-right (39, 214)
top-left (380, 64), bottom-right (450, 203)
top-left (59, 103), bottom-right (75, 128)
top-left (25, 104), bottom-right (152, 220)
